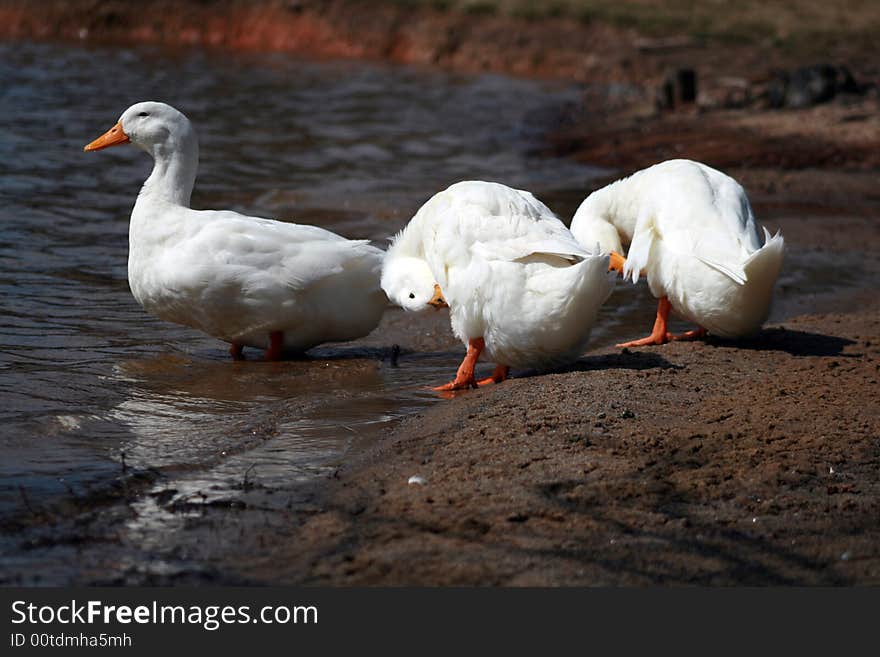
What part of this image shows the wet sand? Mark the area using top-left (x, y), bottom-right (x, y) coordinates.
top-left (239, 186), bottom-right (880, 585)
top-left (297, 166), bottom-right (873, 587)
top-left (279, 305), bottom-right (879, 585)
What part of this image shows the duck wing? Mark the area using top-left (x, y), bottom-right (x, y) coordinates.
top-left (423, 182), bottom-right (591, 265)
top-left (182, 210), bottom-right (381, 294)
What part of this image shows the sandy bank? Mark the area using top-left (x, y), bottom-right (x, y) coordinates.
top-left (226, 170), bottom-right (880, 586)
top-left (261, 306), bottom-right (879, 585)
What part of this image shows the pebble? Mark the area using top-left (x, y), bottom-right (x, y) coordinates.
top-left (408, 475), bottom-right (426, 486)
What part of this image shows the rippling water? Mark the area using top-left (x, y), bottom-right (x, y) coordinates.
top-left (0, 41), bottom-right (615, 529)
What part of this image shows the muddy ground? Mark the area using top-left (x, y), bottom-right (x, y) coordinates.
top-left (282, 309), bottom-right (880, 585)
top-left (246, 187), bottom-right (880, 586)
top-left (2, 0), bottom-right (878, 585)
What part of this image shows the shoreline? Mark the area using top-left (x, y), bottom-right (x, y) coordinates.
top-left (3, 1), bottom-right (879, 585)
top-left (219, 298), bottom-right (880, 585)
top-left (0, 0), bottom-right (662, 82)
top-left (6, 178), bottom-right (876, 586)
top-left (5, 0), bottom-right (878, 182)
top-left (240, 183), bottom-right (880, 585)
top-left (2, 0), bottom-right (877, 84)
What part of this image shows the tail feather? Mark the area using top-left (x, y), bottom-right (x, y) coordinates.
top-left (744, 230), bottom-right (785, 275)
top-left (694, 254), bottom-right (748, 285)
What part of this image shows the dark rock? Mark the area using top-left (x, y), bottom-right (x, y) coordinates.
top-left (767, 65), bottom-right (863, 109)
top-left (657, 68), bottom-right (698, 111)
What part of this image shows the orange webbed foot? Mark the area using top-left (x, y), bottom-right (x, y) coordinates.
top-left (618, 297), bottom-right (673, 348)
top-left (616, 333), bottom-right (672, 348)
top-left (476, 364), bottom-right (509, 387)
top-left (433, 375), bottom-right (479, 392)
top-left (669, 327), bottom-right (707, 342)
top-left (433, 337), bottom-right (485, 394)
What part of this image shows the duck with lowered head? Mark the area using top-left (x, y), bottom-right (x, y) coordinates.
top-left (382, 180), bottom-right (616, 391)
top-left (570, 159), bottom-right (785, 347)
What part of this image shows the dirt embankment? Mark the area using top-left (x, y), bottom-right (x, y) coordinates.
top-left (239, 192), bottom-right (880, 585)
top-left (1, 0), bottom-right (876, 85)
top-left (0, 0), bottom-right (670, 81)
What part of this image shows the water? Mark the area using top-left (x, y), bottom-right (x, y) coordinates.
top-left (0, 41), bottom-right (864, 583)
top-left (0, 41), bottom-right (612, 541)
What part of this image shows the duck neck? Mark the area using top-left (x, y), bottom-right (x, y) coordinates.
top-left (138, 132), bottom-right (199, 208)
top-left (590, 177), bottom-right (641, 233)
top-left (586, 181), bottom-right (624, 222)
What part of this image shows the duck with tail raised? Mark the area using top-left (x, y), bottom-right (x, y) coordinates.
top-left (570, 159), bottom-right (785, 347)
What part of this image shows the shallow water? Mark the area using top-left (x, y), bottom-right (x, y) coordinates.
top-left (0, 41), bottom-right (862, 582)
top-left (0, 40), bottom-right (613, 528)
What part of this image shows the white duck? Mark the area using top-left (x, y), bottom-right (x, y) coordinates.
top-left (84, 101), bottom-right (387, 360)
top-left (570, 159), bottom-right (785, 347)
top-left (382, 181), bottom-right (616, 391)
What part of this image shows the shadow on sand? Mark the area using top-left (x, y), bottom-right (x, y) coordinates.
top-left (708, 326), bottom-right (857, 358)
top-left (563, 349), bottom-right (681, 374)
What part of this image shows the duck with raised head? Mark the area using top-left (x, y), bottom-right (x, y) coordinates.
top-left (84, 101), bottom-right (387, 360)
top-left (570, 159), bottom-right (785, 347)
top-left (382, 180), bottom-right (616, 391)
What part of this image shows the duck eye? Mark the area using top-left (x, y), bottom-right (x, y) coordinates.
top-left (408, 293), bottom-right (415, 299)
top-left (137, 112), bottom-right (149, 117)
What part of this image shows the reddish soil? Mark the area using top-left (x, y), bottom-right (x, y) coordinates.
top-left (0, 0), bottom-right (875, 86)
top-left (0, 0), bottom-right (661, 81)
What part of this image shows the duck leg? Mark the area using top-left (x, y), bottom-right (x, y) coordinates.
top-left (608, 251), bottom-right (626, 274)
top-left (617, 297), bottom-right (674, 348)
top-left (264, 331), bottom-right (284, 361)
top-left (229, 343), bottom-right (245, 360)
top-left (434, 338), bottom-right (484, 391)
top-left (476, 364), bottom-right (509, 386)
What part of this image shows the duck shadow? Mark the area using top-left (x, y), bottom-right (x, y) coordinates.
top-left (707, 327), bottom-right (857, 358)
top-left (540, 349), bottom-right (680, 378)
top-left (568, 349), bottom-right (680, 373)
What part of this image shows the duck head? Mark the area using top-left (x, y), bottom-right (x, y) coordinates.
top-left (84, 101), bottom-right (199, 206)
top-left (381, 255), bottom-right (447, 312)
top-left (84, 101), bottom-right (197, 160)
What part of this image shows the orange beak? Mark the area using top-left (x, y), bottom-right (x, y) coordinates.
top-left (428, 283), bottom-right (448, 309)
top-left (608, 251), bottom-right (626, 275)
top-left (83, 122), bottom-right (130, 152)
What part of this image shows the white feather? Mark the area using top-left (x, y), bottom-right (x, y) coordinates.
top-left (570, 159), bottom-right (785, 337)
top-left (383, 180), bottom-right (615, 369)
top-left (92, 101), bottom-right (387, 352)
